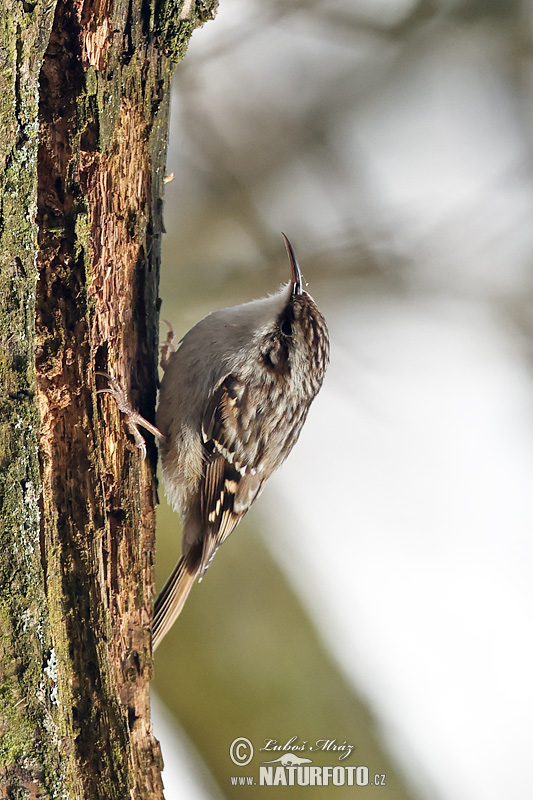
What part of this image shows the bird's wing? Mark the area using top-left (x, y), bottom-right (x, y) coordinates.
top-left (199, 374), bottom-right (262, 575)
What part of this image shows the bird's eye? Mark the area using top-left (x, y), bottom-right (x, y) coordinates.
top-left (281, 318), bottom-right (292, 336)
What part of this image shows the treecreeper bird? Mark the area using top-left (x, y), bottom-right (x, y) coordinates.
top-left (98, 234), bottom-right (329, 649)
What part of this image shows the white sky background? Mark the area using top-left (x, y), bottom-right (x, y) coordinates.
top-left (152, 694), bottom-right (225, 800)
top-left (157, 1), bottom-right (533, 798)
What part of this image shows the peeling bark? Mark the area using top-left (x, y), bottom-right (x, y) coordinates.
top-left (0, 0), bottom-right (218, 796)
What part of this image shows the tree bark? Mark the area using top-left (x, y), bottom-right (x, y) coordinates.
top-left (0, 0), bottom-right (217, 797)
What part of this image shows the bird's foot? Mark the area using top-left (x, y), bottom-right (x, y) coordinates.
top-left (96, 371), bottom-right (165, 461)
top-left (160, 320), bottom-right (176, 370)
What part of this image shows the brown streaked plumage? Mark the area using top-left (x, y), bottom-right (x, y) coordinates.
top-left (151, 234), bottom-right (329, 648)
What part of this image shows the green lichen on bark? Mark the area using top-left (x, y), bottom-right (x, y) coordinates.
top-left (0, 0), bottom-right (67, 796)
top-left (155, 0), bottom-right (219, 62)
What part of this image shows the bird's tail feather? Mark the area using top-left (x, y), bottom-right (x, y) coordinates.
top-left (152, 554), bottom-right (198, 650)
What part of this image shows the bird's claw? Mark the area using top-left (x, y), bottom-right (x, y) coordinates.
top-left (160, 320), bottom-right (176, 370)
top-left (96, 371), bottom-right (165, 461)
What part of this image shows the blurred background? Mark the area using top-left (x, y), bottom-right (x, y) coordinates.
top-left (151, 1), bottom-right (533, 798)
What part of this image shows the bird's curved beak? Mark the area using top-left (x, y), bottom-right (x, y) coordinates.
top-left (281, 232), bottom-right (303, 296)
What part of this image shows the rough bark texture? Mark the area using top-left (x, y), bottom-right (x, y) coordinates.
top-left (0, 0), bottom-right (217, 797)
top-left (0, 0), bottom-right (61, 795)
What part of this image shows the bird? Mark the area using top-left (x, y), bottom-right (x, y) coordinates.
top-left (98, 234), bottom-right (329, 649)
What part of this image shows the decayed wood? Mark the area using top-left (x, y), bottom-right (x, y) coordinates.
top-left (0, 0), bottom-right (217, 796)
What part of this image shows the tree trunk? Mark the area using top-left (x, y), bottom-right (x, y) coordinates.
top-left (0, 0), bottom-right (217, 797)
